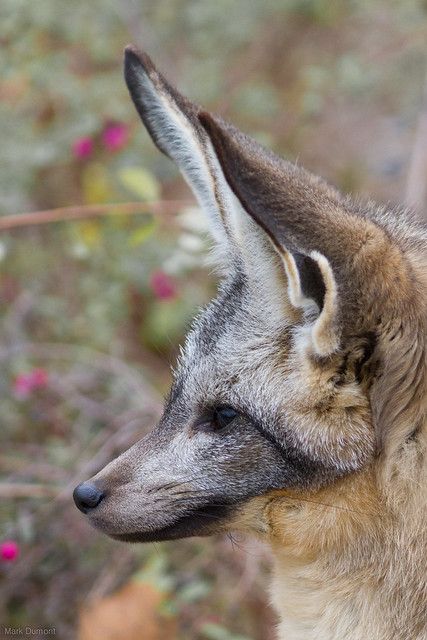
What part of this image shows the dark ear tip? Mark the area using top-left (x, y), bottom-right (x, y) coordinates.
top-left (124, 43), bottom-right (139, 56)
top-left (123, 44), bottom-right (155, 74)
top-left (124, 43), bottom-right (141, 63)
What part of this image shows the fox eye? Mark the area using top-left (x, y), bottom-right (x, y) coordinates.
top-left (213, 406), bottom-right (238, 430)
top-left (195, 406), bottom-right (239, 432)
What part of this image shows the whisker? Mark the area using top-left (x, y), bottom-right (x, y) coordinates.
top-left (170, 492), bottom-right (363, 516)
top-left (149, 486), bottom-right (375, 518)
top-left (227, 533), bottom-right (247, 554)
top-left (186, 508), bottom-right (227, 522)
top-left (276, 494), bottom-right (373, 517)
top-left (145, 475), bottom-right (209, 494)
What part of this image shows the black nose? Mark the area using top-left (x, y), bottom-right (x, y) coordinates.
top-left (73, 482), bottom-right (104, 513)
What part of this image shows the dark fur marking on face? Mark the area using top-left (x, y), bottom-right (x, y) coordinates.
top-left (251, 418), bottom-right (336, 487)
top-left (192, 273), bottom-right (246, 358)
top-left (110, 503), bottom-right (236, 542)
top-left (405, 422), bottom-right (422, 444)
top-left (167, 376), bottom-right (185, 405)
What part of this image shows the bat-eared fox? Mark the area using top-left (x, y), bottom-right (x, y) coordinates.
top-left (73, 45), bottom-right (427, 640)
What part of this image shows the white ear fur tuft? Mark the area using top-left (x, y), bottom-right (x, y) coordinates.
top-left (131, 72), bottom-right (228, 246)
top-left (309, 250), bottom-right (340, 357)
top-left (276, 246), bottom-right (340, 356)
top-left (280, 250), bottom-right (317, 311)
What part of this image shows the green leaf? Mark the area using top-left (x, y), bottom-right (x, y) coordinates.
top-left (200, 623), bottom-right (230, 640)
top-left (118, 167), bottom-right (160, 201)
top-left (76, 220), bottom-right (102, 247)
top-left (82, 162), bottom-right (113, 204)
top-left (140, 300), bottom-right (185, 350)
top-left (128, 219), bottom-right (156, 247)
top-left (178, 579), bottom-right (212, 603)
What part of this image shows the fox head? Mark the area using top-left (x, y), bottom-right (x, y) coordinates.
top-left (73, 45), bottom-right (427, 551)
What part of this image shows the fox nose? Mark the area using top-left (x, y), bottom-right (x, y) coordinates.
top-left (73, 482), bottom-right (105, 513)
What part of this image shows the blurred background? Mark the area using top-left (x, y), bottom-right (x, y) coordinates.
top-left (1, 1), bottom-right (427, 639)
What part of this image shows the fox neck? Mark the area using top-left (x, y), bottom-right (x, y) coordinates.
top-left (262, 467), bottom-right (427, 640)
top-left (271, 555), bottom-right (378, 640)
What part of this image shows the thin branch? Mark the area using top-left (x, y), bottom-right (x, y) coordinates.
top-left (0, 455), bottom-right (66, 481)
top-left (0, 200), bottom-right (193, 231)
top-left (0, 482), bottom-right (59, 498)
top-left (0, 341), bottom-right (163, 410)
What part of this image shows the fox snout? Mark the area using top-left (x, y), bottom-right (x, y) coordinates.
top-left (71, 425), bottom-right (246, 543)
top-left (72, 382), bottom-right (330, 543)
top-left (72, 469), bottom-right (230, 543)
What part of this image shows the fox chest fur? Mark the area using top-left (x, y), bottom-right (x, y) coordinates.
top-left (72, 45), bottom-right (427, 640)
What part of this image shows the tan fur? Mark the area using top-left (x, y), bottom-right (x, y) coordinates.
top-left (237, 452), bottom-right (426, 639)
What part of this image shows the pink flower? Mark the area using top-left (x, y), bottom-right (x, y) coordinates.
top-left (1, 540), bottom-right (19, 562)
top-left (30, 368), bottom-right (48, 387)
top-left (102, 123), bottom-right (129, 151)
top-left (149, 270), bottom-right (177, 301)
top-left (13, 368), bottom-right (49, 399)
top-left (72, 136), bottom-right (93, 159)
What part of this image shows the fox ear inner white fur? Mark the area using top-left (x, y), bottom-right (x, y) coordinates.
top-left (279, 249), bottom-right (340, 357)
top-left (124, 45), bottom-right (235, 248)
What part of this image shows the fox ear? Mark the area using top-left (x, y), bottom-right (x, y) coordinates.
top-left (199, 112), bottom-right (385, 357)
top-left (125, 46), bottom-right (381, 357)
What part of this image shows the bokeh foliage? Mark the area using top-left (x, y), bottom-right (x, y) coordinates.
top-left (1, 1), bottom-right (426, 638)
